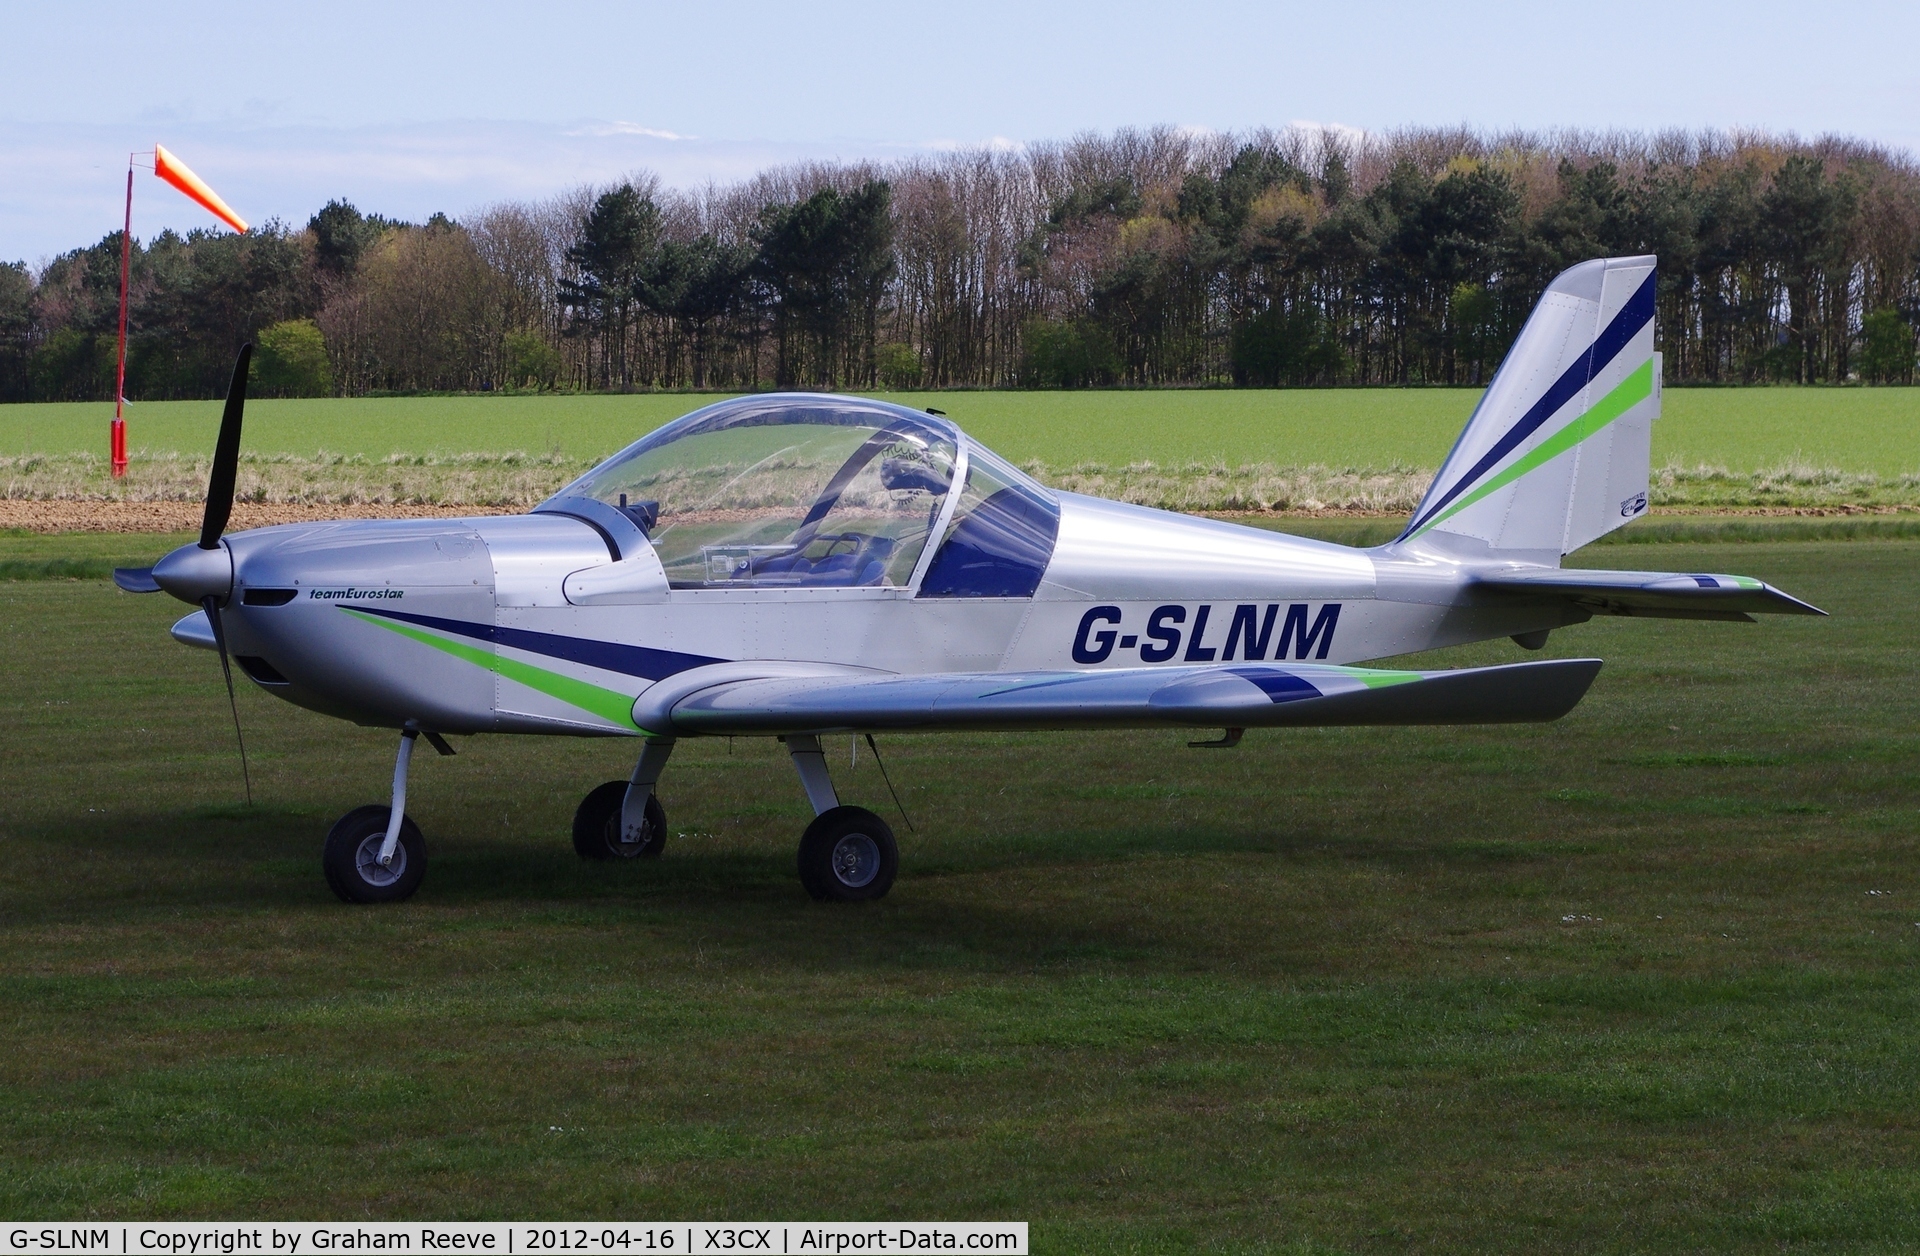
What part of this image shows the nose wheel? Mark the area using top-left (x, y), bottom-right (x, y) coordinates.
top-left (323, 805), bottom-right (426, 902)
top-left (324, 724), bottom-right (432, 903)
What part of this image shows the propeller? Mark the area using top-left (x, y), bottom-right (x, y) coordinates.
top-left (113, 344), bottom-right (255, 803)
top-left (202, 590), bottom-right (253, 804)
top-left (113, 344), bottom-right (252, 592)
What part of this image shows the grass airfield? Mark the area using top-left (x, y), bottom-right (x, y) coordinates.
top-left (4, 386), bottom-right (1919, 473)
top-left (3, 534), bottom-right (1919, 1248)
top-left (3, 386), bottom-right (1918, 1243)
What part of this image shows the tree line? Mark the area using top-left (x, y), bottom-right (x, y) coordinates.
top-left (5, 125), bottom-right (1919, 403)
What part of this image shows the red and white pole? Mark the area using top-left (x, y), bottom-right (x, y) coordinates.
top-left (111, 159), bottom-right (132, 478)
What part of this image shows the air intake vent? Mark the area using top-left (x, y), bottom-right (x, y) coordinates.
top-left (242, 588), bottom-right (297, 606)
top-left (235, 655), bottom-right (290, 685)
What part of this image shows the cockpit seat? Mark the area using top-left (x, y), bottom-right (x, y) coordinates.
top-left (751, 535), bottom-right (895, 586)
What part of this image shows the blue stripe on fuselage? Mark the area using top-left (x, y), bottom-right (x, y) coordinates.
top-left (345, 606), bottom-right (724, 681)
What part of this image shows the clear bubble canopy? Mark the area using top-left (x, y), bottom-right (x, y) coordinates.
top-left (544, 394), bottom-right (1060, 595)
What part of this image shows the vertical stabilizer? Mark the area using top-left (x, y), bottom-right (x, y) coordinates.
top-left (1399, 256), bottom-right (1660, 562)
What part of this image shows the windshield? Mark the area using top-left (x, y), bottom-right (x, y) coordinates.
top-left (549, 395), bottom-right (962, 589)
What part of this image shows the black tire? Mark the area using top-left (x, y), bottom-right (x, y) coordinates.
top-left (797, 805), bottom-right (898, 902)
top-left (573, 780), bottom-right (667, 860)
top-left (323, 805), bottom-right (426, 904)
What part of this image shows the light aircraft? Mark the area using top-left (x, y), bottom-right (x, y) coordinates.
top-left (114, 255), bottom-right (1821, 904)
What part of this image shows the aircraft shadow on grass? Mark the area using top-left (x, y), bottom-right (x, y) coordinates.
top-left (109, 256), bottom-right (1820, 909)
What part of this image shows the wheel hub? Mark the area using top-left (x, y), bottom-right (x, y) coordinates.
top-left (354, 833), bottom-right (407, 886)
top-left (610, 814), bottom-right (651, 856)
top-left (830, 832), bottom-right (880, 888)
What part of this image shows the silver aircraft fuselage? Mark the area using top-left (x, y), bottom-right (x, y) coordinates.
top-left (185, 495), bottom-right (1578, 738)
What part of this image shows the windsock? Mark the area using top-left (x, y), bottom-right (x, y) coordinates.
top-left (153, 144), bottom-right (248, 233)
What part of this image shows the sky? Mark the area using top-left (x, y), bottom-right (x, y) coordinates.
top-left (6, 0), bottom-right (1918, 263)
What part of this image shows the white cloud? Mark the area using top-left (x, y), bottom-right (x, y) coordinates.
top-left (565, 122), bottom-right (692, 141)
top-left (921, 135), bottom-right (1026, 154)
top-left (1288, 120), bottom-right (1371, 148)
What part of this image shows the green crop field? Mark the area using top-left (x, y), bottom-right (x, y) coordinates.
top-left (4, 386), bottom-right (1918, 473)
top-left (3, 534), bottom-right (1918, 1247)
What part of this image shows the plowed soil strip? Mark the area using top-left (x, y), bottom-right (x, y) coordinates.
top-left (0, 501), bottom-right (516, 534)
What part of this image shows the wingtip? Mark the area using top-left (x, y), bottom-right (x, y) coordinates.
top-left (1518, 656), bottom-right (1604, 707)
top-left (1765, 584), bottom-right (1827, 616)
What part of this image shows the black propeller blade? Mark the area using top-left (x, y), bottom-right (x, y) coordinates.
top-left (200, 344), bottom-right (254, 802)
top-left (201, 593), bottom-right (253, 806)
top-left (201, 343), bottom-right (252, 550)
top-left (113, 566), bottom-right (161, 593)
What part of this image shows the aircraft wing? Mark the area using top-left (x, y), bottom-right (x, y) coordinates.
top-left (644, 658), bottom-right (1603, 737)
top-left (1470, 568), bottom-right (1825, 620)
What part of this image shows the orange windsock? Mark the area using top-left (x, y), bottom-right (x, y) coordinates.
top-left (153, 144), bottom-right (248, 233)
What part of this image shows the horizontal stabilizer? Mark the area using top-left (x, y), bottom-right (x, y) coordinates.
top-left (654, 658), bottom-right (1604, 737)
top-left (1471, 568), bottom-right (1824, 619)
top-left (113, 566), bottom-right (161, 593)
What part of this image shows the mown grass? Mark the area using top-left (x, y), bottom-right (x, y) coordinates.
top-left (2, 539), bottom-right (1917, 1248)
top-left (4, 386), bottom-right (1917, 473)
top-left (9, 517), bottom-right (1920, 583)
top-left (0, 528), bottom-right (198, 580)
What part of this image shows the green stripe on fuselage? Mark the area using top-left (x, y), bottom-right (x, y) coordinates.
top-left (342, 608), bottom-right (640, 731)
top-left (1415, 358), bottom-right (1655, 538)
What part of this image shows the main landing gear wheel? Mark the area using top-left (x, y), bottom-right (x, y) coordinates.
top-left (573, 780), bottom-right (667, 860)
top-left (323, 805), bottom-right (426, 903)
top-left (797, 805), bottom-right (898, 902)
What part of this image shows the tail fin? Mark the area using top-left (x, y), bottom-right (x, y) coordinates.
top-left (1399, 256), bottom-right (1660, 562)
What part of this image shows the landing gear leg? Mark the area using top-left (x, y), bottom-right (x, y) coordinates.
top-left (785, 734), bottom-right (839, 815)
top-left (323, 722), bottom-right (428, 903)
top-left (787, 735), bottom-right (897, 902)
top-left (575, 737), bottom-right (673, 860)
top-left (377, 725), bottom-right (419, 868)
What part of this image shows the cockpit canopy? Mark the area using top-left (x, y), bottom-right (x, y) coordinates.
top-left (542, 394), bottom-right (1059, 596)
